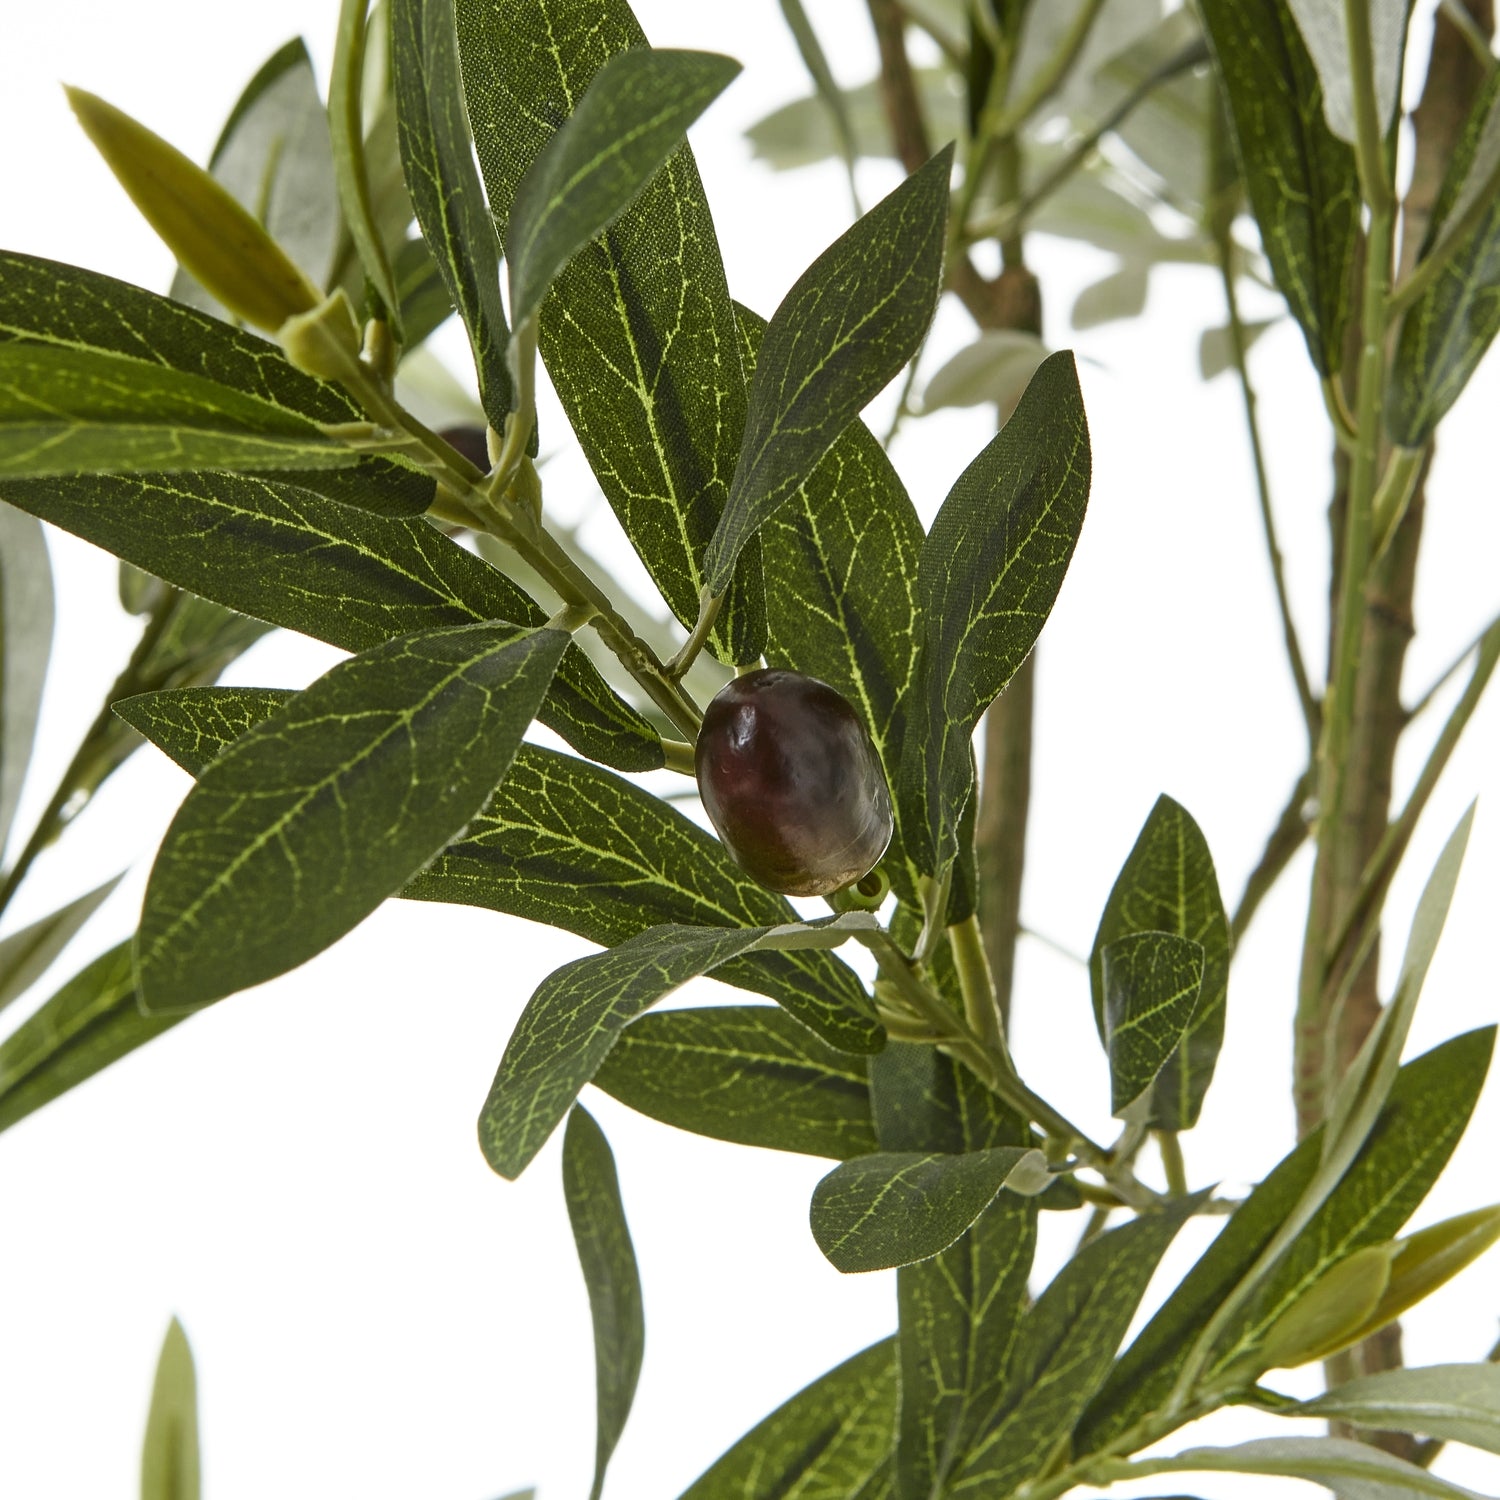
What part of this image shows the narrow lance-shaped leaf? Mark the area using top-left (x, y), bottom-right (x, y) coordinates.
top-left (949, 1196), bottom-right (1203, 1494)
top-left (898, 351), bottom-right (1090, 881)
top-left (1284, 0), bottom-right (1406, 144)
top-left (0, 942), bottom-right (184, 1137)
top-left (1089, 794), bottom-right (1231, 1130)
top-left (330, 0), bottom-right (404, 334)
top-left (1103, 930), bottom-right (1205, 1116)
top-left (810, 1146), bottom-right (1048, 1274)
top-left (0, 343), bottom-right (360, 480)
top-left (1102, 1436), bottom-right (1494, 1500)
top-left (391, 0), bottom-right (512, 424)
top-left (776, 0), bottom-right (862, 206)
top-left (1076, 1026), bottom-right (1496, 1454)
top-left (456, 0), bottom-right (765, 663)
top-left (0, 459), bottom-right (659, 771)
top-left (563, 1106), bottom-right (644, 1500)
top-left (141, 1318), bottom-right (200, 1500)
top-left (704, 147), bottom-right (951, 594)
top-left (593, 1005), bottom-right (877, 1159)
top-left (0, 502), bottom-right (53, 859)
top-left (0, 874), bottom-right (122, 1015)
top-left (170, 38), bottom-right (341, 317)
top-left (66, 88), bottom-right (321, 336)
top-left (507, 48), bottom-right (741, 329)
top-left (677, 1338), bottom-right (896, 1500)
top-left (120, 688), bottom-right (869, 1108)
top-left (736, 304), bottom-right (926, 907)
top-left (1291, 1364), bottom-right (1500, 1455)
top-left (479, 912), bottom-right (881, 1181)
top-left (136, 622), bottom-right (568, 1014)
top-left (0, 251), bottom-right (431, 517)
top-left (1389, 69), bottom-right (1500, 445)
top-left (1196, 0), bottom-right (1359, 374)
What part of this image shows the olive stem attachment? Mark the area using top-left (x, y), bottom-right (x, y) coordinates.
top-left (665, 586), bottom-right (725, 681)
top-left (490, 316), bottom-right (539, 495)
top-left (1156, 1129), bottom-right (1189, 1197)
top-left (912, 869), bottom-right (951, 965)
top-left (544, 603), bottom-right (596, 634)
top-left (660, 739), bottom-right (697, 776)
top-left (950, 912), bottom-right (1007, 1062)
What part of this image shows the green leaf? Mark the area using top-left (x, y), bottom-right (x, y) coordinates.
top-left (677, 1338), bottom-right (896, 1500)
top-left (1292, 1364), bottom-right (1500, 1455)
top-left (897, 351), bottom-right (1090, 881)
top-left (1353, 1205), bottom-right (1500, 1345)
top-left (1322, 807), bottom-right (1475, 1174)
top-left (919, 330), bottom-right (1049, 414)
top-left (0, 468), bottom-right (659, 771)
top-left (866, 1047), bottom-right (1038, 1500)
top-left (1389, 70), bottom-right (1500, 445)
top-left (1109, 1437), bottom-right (1494, 1500)
top-left (136, 622), bottom-right (567, 1013)
top-left (1089, 795), bottom-right (1231, 1130)
top-left (1103, 930), bottom-right (1206, 1117)
top-left (67, 86), bottom-right (321, 337)
top-left (1076, 1027), bottom-right (1495, 1454)
top-left (1255, 1242), bottom-right (1393, 1371)
top-left (0, 943), bottom-right (185, 1136)
top-left (507, 48), bottom-right (740, 328)
top-left (141, 1317), bottom-right (200, 1500)
top-left (0, 501), bottom-right (53, 858)
top-left (0, 874), bottom-right (122, 1015)
top-left (1283, 0), bottom-right (1406, 143)
top-left (0, 342), bottom-right (360, 480)
top-left (478, 912), bottom-right (881, 1180)
top-left (746, 69), bottom-right (963, 171)
top-left (1072, 264), bottom-right (1150, 330)
top-left (1195, 0), bottom-right (1359, 374)
top-left (704, 148), bottom-right (951, 594)
top-left (330, 0), bottom-right (404, 333)
top-left (169, 38), bottom-right (340, 316)
top-left (949, 1196), bottom-right (1201, 1493)
top-left (0, 251), bottom-right (431, 517)
top-left (1198, 315), bottom-right (1274, 380)
top-left (392, 235), bottom-right (455, 350)
top-left (456, 0), bottom-right (764, 664)
top-left (117, 696), bottom-right (857, 1020)
top-left (592, 1005), bottom-right (877, 1159)
top-left (563, 1106), bottom-right (644, 1500)
top-left (810, 1146), bottom-right (1046, 1273)
top-left (391, 0), bottom-right (512, 424)
top-left (736, 305), bottom-right (925, 906)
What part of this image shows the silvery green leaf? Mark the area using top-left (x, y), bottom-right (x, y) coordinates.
top-left (1284, 0), bottom-right (1407, 143)
top-left (0, 502), bottom-right (52, 860)
top-left (1293, 1364), bottom-right (1500, 1454)
top-left (141, 1318), bottom-right (200, 1500)
top-left (919, 330), bottom-right (1048, 414)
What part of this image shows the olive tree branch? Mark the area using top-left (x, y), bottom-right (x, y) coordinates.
top-left (1231, 764), bottom-right (1315, 946)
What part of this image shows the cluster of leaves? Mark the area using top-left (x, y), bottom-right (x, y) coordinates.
top-left (3, 0), bottom-right (1500, 1495)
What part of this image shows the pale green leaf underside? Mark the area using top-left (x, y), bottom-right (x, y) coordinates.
top-left (141, 1317), bottom-right (200, 1500)
top-left (563, 1106), bottom-right (644, 1500)
top-left (507, 47), bottom-right (740, 327)
top-left (1102, 930), bottom-right (1205, 1116)
top-left (0, 873), bottom-right (121, 1015)
top-left (705, 147), bottom-right (950, 593)
top-left (1292, 1363), bottom-right (1500, 1454)
top-left (136, 623), bottom-right (567, 1013)
top-left (1283, 0), bottom-right (1405, 143)
top-left (0, 501), bottom-right (54, 858)
top-left (479, 912), bottom-right (880, 1181)
top-left (810, 1146), bottom-right (1043, 1274)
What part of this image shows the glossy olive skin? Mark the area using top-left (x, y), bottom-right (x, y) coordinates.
top-left (695, 669), bottom-right (893, 897)
top-left (438, 425), bottom-right (491, 473)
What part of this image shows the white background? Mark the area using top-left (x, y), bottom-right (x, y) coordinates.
top-left (2, 2), bottom-right (1499, 1497)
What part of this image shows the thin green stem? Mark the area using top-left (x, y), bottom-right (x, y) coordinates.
top-left (1231, 764), bottom-right (1316, 946)
top-left (661, 739), bottom-right (697, 776)
top-left (490, 317), bottom-right (538, 492)
top-left (1219, 236), bottom-right (1321, 750)
top-left (893, 0), bottom-right (965, 66)
top-left (1345, 0), bottom-right (1396, 217)
top-left (665, 587), bottom-right (724, 682)
top-left (1405, 609), bottom-right (1500, 721)
top-left (951, 912), bottom-right (1005, 1059)
top-left (1369, 445), bottom-right (1425, 560)
top-left (1321, 374), bottom-right (1360, 446)
top-left (1439, 0), bottom-right (1499, 69)
top-left (1156, 1130), bottom-right (1188, 1197)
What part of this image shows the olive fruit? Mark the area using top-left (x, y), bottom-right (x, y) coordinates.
top-left (695, 669), bottom-right (893, 897)
top-left (438, 425), bottom-right (491, 473)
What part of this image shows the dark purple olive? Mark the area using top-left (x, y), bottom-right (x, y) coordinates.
top-left (438, 425), bottom-right (491, 473)
top-left (695, 669), bottom-right (893, 897)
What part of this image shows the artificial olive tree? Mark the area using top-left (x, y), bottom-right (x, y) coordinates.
top-left (3, 0), bottom-right (1500, 1495)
